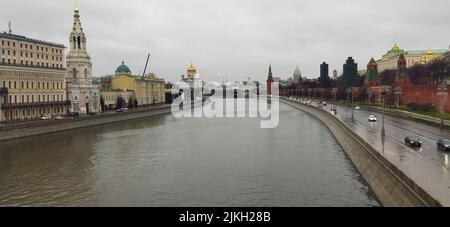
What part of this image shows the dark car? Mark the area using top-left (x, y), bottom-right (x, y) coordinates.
top-left (88, 112), bottom-right (97, 116)
top-left (437, 139), bottom-right (450, 151)
top-left (68, 112), bottom-right (80, 118)
top-left (405, 137), bottom-right (422, 147)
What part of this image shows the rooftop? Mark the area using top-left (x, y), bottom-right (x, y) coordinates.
top-left (0, 32), bottom-right (65, 48)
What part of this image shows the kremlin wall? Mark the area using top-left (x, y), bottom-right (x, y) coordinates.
top-left (279, 43), bottom-right (450, 112)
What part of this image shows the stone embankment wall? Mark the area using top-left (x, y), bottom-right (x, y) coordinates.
top-left (283, 100), bottom-right (442, 207)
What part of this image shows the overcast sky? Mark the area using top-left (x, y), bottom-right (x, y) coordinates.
top-left (1, 0), bottom-right (449, 82)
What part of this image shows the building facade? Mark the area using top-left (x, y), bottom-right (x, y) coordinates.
top-left (293, 65), bottom-right (302, 84)
top-left (377, 43), bottom-right (447, 72)
top-left (266, 64), bottom-right (274, 95)
top-left (106, 61), bottom-right (165, 107)
top-left (65, 5), bottom-right (100, 114)
top-left (341, 57), bottom-right (359, 90)
top-left (0, 32), bottom-right (68, 122)
top-left (101, 90), bottom-right (134, 110)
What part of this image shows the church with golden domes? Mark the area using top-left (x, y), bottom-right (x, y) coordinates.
top-left (376, 43), bottom-right (447, 72)
top-left (181, 63), bottom-right (200, 83)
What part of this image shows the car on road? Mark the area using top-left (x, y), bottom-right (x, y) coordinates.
top-left (116, 108), bottom-right (128, 113)
top-left (437, 139), bottom-right (450, 151)
top-left (322, 102), bottom-right (327, 106)
top-left (405, 137), bottom-right (422, 147)
top-left (368, 115), bottom-right (377, 122)
top-left (54, 116), bottom-right (65, 120)
top-left (88, 112), bottom-right (97, 116)
top-left (68, 112), bottom-right (80, 118)
top-left (40, 115), bottom-right (52, 120)
top-left (355, 106), bottom-right (361, 110)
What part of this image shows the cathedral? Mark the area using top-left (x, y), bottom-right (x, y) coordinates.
top-left (65, 4), bottom-right (100, 114)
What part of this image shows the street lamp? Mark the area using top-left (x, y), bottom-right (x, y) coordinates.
top-left (394, 86), bottom-right (403, 117)
top-left (437, 83), bottom-right (448, 129)
top-left (380, 87), bottom-right (389, 138)
top-left (346, 88), bottom-right (354, 120)
top-left (366, 89), bottom-right (372, 106)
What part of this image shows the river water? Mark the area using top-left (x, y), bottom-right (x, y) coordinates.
top-left (0, 102), bottom-right (379, 206)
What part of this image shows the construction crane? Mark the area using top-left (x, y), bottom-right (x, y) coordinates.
top-left (142, 53), bottom-right (150, 79)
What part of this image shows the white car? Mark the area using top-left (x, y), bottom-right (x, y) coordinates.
top-left (41, 115), bottom-right (52, 120)
top-left (54, 116), bottom-right (65, 120)
top-left (355, 106), bottom-right (361, 110)
top-left (368, 115), bottom-right (377, 122)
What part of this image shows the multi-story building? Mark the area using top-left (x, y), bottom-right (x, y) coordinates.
top-left (65, 5), bottom-right (100, 114)
top-left (293, 66), bottom-right (302, 84)
top-left (101, 61), bottom-right (165, 108)
top-left (377, 43), bottom-right (447, 72)
top-left (0, 31), bottom-right (68, 122)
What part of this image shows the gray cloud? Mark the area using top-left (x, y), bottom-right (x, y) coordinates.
top-left (1, 0), bottom-right (449, 82)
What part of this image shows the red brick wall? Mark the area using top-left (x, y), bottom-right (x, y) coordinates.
top-left (400, 85), bottom-right (450, 112)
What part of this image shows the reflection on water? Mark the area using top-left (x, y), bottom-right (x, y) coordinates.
top-left (0, 103), bottom-right (379, 207)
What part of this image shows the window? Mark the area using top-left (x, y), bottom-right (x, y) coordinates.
top-left (2, 81), bottom-right (5, 87)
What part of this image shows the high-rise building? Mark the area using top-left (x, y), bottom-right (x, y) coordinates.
top-left (293, 65), bottom-right (302, 84)
top-left (65, 4), bottom-right (100, 114)
top-left (341, 57), bottom-right (359, 89)
top-left (0, 30), bottom-right (68, 122)
top-left (319, 62), bottom-right (330, 88)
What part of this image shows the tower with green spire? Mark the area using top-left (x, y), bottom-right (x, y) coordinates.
top-left (395, 53), bottom-right (409, 85)
top-left (365, 58), bottom-right (380, 86)
top-left (267, 64), bottom-right (274, 95)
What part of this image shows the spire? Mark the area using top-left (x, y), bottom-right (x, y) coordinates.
top-left (74, 0), bottom-right (79, 13)
top-left (8, 21), bottom-right (12, 34)
top-left (268, 63), bottom-right (272, 76)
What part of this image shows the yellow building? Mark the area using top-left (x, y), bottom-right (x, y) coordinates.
top-left (0, 32), bottom-right (68, 122)
top-left (377, 43), bottom-right (447, 72)
top-left (101, 90), bottom-right (134, 110)
top-left (104, 61), bottom-right (165, 107)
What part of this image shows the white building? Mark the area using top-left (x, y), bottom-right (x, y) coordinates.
top-left (65, 5), bottom-right (100, 114)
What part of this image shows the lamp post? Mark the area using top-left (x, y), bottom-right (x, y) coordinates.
top-left (333, 88), bottom-right (338, 108)
top-left (366, 89), bottom-right (373, 115)
top-left (381, 87), bottom-right (388, 138)
top-left (394, 86), bottom-right (403, 118)
top-left (346, 88), bottom-right (354, 120)
top-left (437, 83), bottom-right (448, 129)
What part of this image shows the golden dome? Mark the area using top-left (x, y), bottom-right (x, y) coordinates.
top-left (426, 49), bottom-right (433, 55)
top-left (187, 63), bottom-right (196, 73)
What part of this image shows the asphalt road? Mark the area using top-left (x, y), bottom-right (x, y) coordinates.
top-left (302, 99), bottom-right (450, 205)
